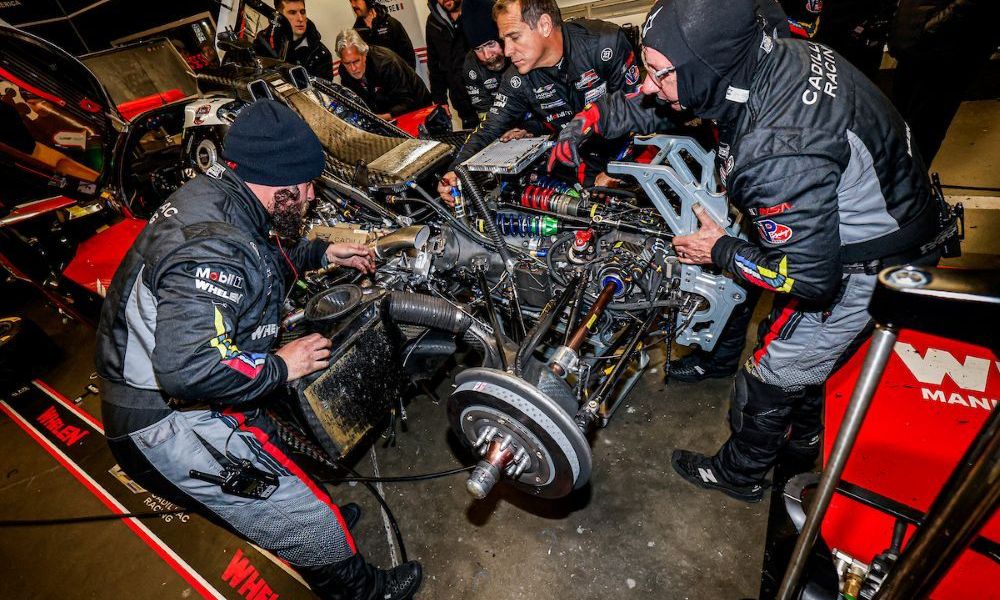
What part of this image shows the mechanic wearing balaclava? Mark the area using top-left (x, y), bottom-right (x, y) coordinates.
top-left (550, 0), bottom-right (951, 502)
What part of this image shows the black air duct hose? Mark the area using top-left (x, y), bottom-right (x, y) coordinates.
top-left (386, 293), bottom-right (506, 369)
top-left (454, 165), bottom-right (513, 267)
top-left (387, 293), bottom-right (472, 334)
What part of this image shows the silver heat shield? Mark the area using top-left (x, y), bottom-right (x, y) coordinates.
top-left (462, 136), bottom-right (554, 175)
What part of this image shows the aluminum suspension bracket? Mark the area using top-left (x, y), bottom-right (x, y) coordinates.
top-left (608, 135), bottom-right (747, 351)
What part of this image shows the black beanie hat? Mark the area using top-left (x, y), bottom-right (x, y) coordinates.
top-left (222, 99), bottom-right (325, 186)
top-left (462, 0), bottom-right (500, 49)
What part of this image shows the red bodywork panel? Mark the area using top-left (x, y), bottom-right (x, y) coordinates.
top-left (823, 330), bottom-right (999, 598)
top-left (393, 105), bottom-right (440, 137)
top-left (62, 218), bottom-right (145, 293)
top-left (117, 89), bottom-right (186, 122)
top-left (0, 196), bottom-right (76, 227)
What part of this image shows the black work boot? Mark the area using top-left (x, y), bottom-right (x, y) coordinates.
top-left (339, 503), bottom-right (362, 530)
top-left (668, 352), bottom-right (740, 383)
top-left (303, 554), bottom-right (422, 600)
top-left (671, 449), bottom-right (765, 503)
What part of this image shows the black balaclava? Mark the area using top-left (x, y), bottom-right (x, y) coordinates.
top-left (641, 0), bottom-right (760, 125)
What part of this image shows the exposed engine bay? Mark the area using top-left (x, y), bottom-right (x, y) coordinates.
top-left (241, 80), bottom-right (752, 501)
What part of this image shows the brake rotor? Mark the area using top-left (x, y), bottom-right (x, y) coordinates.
top-left (448, 367), bottom-right (592, 499)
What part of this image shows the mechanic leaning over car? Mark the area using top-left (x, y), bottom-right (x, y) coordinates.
top-left (95, 100), bottom-right (422, 600)
top-left (460, 0), bottom-right (544, 139)
top-left (550, 0), bottom-right (955, 503)
top-left (253, 0), bottom-right (334, 80)
top-left (336, 29), bottom-right (433, 121)
top-left (438, 0), bottom-right (643, 202)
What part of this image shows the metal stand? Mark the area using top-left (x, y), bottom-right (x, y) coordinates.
top-left (776, 324), bottom-right (900, 600)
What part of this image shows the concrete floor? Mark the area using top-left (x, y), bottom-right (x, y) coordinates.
top-left (2, 94), bottom-right (998, 599)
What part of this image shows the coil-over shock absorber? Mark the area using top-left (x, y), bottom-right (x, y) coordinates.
top-left (478, 213), bottom-right (561, 238)
top-left (519, 180), bottom-right (593, 217)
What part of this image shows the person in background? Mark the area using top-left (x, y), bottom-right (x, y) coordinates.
top-left (890, 0), bottom-right (999, 165)
top-left (460, 0), bottom-right (542, 139)
top-left (350, 0), bottom-right (417, 69)
top-left (426, 0), bottom-right (478, 129)
top-left (253, 0), bottom-right (333, 79)
top-left (336, 29), bottom-right (432, 120)
top-left (438, 0), bottom-right (641, 202)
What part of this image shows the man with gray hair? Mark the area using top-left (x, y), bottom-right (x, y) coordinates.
top-left (335, 29), bottom-right (431, 120)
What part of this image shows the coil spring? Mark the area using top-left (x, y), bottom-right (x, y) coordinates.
top-left (520, 185), bottom-right (589, 216)
top-left (478, 213), bottom-right (557, 238)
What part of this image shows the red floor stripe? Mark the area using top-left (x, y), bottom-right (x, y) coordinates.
top-left (0, 401), bottom-right (225, 600)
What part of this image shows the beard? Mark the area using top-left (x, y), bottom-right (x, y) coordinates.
top-left (483, 54), bottom-right (506, 72)
top-left (270, 186), bottom-right (306, 240)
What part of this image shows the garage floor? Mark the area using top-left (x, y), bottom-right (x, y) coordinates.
top-left (2, 98), bottom-right (997, 600)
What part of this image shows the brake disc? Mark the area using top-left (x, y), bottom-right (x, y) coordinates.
top-left (448, 367), bottom-right (592, 499)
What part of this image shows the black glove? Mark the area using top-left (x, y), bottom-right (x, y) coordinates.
top-left (547, 103), bottom-right (602, 172)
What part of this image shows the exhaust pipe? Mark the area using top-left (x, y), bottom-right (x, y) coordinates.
top-left (372, 225), bottom-right (430, 259)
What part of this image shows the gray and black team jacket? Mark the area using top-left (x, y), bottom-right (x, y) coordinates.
top-left (450, 19), bottom-right (640, 169)
top-left (593, 36), bottom-right (937, 303)
top-left (95, 165), bottom-right (328, 435)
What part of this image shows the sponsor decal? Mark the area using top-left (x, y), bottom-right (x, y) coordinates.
top-left (756, 219), bottom-right (793, 244)
top-left (53, 131), bottom-right (87, 149)
top-left (195, 266), bottom-right (244, 289)
top-left (895, 342), bottom-right (999, 412)
top-left (642, 6), bottom-right (663, 38)
top-left (757, 202), bottom-right (792, 217)
top-left (600, 47), bottom-right (613, 62)
top-left (252, 323), bottom-right (279, 341)
top-left (540, 99), bottom-right (567, 110)
top-left (493, 92), bottom-right (508, 109)
top-left (148, 201), bottom-right (178, 224)
top-left (545, 110), bottom-right (573, 123)
top-left (196, 279), bottom-right (243, 303)
top-left (193, 103), bottom-right (212, 125)
top-left (36, 405), bottom-right (89, 446)
top-left (734, 254), bottom-right (795, 293)
top-left (625, 64), bottom-right (641, 87)
top-left (575, 69), bottom-right (600, 90)
top-left (206, 163), bottom-right (226, 179)
top-left (533, 83), bottom-right (556, 99)
top-left (584, 82), bottom-right (608, 104)
top-left (210, 307), bottom-right (266, 378)
top-left (222, 549), bottom-right (280, 600)
top-left (468, 69), bottom-right (477, 80)
top-left (485, 78), bottom-right (499, 90)
top-left (720, 154), bottom-right (736, 181)
top-left (510, 76), bottom-right (522, 88)
top-left (760, 32), bottom-right (774, 53)
top-left (802, 42), bottom-right (837, 105)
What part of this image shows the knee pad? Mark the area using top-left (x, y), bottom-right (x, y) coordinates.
top-left (729, 369), bottom-right (796, 448)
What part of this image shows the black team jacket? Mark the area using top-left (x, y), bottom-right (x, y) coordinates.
top-left (338, 45), bottom-right (432, 117)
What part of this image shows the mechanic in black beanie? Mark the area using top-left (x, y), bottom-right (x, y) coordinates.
top-left (96, 99), bottom-right (423, 599)
top-left (458, 0), bottom-right (543, 139)
top-left (549, 0), bottom-right (946, 503)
